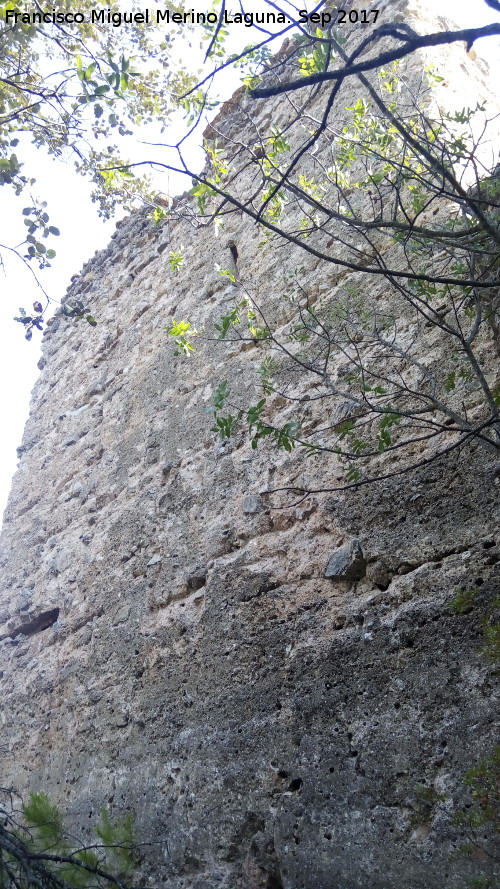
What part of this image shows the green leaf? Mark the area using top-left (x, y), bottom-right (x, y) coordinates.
top-left (74, 848), bottom-right (100, 870)
top-left (95, 807), bottom-right (136, 875)
top-left (246, 398), bottom-right (266, 429)
top-left (24, 792), bottom-right (65, 848)
top-left (213, 380), bottom-right (230, 410)
top-left (337, 420), bottom-right (356, 439)
top-left (444, 371), bottom-right (456, 392)
top-left (449, 587), bottom-right (478, 615)
top-left (346, 465), bottom-right (362, 483)
top-left (166, 318), bottom-right (197, 356)
top-left (168, 248), bottom-right (184, 271)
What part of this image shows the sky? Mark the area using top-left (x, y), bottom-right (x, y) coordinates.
top-left (0, 0), bottom-right (499, 524)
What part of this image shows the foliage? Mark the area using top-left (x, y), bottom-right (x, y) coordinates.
top-left (2, 1), bottom-right (499, 333)
top-left (448, 743), bottom-right (500, 889)
top-left (411, 744), bottom-right (500, 888)
top-left (155, 14), bottom-right (500, 493)
top-left (406, 588), bottom-right (500, 885)
top-left (2, 2), bottom-right (499, 481)
top-left (444, 590), bottom-right (500, 885)
top-left (13, 298), bottom-right (96, 340)
top-left (454, 747), bottom-right (500, 851)
top-left (166, 317), bottom-right (197, 356)
top-left (0, 0), bottom-right (198, 313)
top-left (167, 247), bottom-right (185, 272)
top-left (409, 784), bottom-right (446, 828)
top-left (449, 588), bottom-right (480, 615)
top-left (208, 377), bottom-right (300, 452)
top-left (0, 788), bottom-right (138, 889)
top-left (451, 590), bottom-right (500, 664)
top-left (482, 605), bottom-right (500, 664)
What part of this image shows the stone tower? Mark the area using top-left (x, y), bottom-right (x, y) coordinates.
top-left (1, 3), bottom-right (499, 888)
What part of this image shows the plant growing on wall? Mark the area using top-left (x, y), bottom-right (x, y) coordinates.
top-left (411, 589), bottom-right (500, 888)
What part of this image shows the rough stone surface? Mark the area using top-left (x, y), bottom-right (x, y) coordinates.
top-left (242, 495), bottom-right (263, 515)
top-left (0, 3), bottom-right (499, 889)
top-left (325, 539), bottom-right (366, 581)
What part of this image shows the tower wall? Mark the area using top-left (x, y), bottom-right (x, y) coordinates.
top-left (1, 5), bottom-right (499, 887)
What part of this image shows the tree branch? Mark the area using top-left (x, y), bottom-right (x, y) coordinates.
top-left (250, 24), bottom-right (500, 98)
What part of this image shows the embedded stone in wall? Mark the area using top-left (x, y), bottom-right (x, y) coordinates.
top-left (325, 538), bottom-right (366, 581)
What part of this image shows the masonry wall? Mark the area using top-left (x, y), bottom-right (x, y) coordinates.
top-left (1, 2), bottom-right (499, 888)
